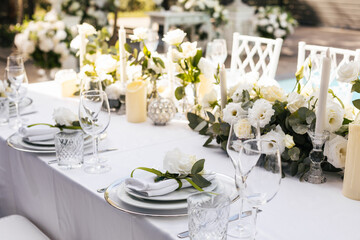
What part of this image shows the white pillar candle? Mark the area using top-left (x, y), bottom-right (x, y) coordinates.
top-left (119, 25), bottom-right (127, 83)
top-left (315, 49), bottom-right (331, 135)
top-left (220, 64), bottom-right (227, 110)
top-left (167, 46), bottom-right (174, 100)
top-left (79, 32), bottom-right (86, 69)
top-left (126, 80), bottom-right (147, 123)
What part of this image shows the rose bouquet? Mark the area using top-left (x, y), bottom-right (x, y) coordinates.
top-left (14, 12), bottom-right (73, 70)
top-left (188, 61), bottom-right (356, 178)
top-left (61, 0), bottom-right (119, 28)
top-left (162, 29), bottom-right (204, 109)
top-left (125, 27), bottom-right (166, 98)
top-left (254, 6), bottom-right (298, 39)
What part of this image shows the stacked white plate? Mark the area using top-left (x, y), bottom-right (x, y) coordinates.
top-left (104, 174), bottom-right (238, 217)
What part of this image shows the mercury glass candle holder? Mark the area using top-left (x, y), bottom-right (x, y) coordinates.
top-left (304, 130), bottom-right (330, 184)
top-left (148, 97), bottom-right (176, 125)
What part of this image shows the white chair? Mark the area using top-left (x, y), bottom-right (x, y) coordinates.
top-left (230, 33), bottom-right (283, 79)
top-left (0, 215), bottom-right (50, 240)
top-left (297, 41), bottom-right (360, 72)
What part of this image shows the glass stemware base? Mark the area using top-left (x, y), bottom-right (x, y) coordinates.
top-left (304, 130), bottom-right (329, 184)
top-left (84, 164), bottom-right (111, 174)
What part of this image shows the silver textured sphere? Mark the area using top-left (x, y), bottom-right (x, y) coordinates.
top-left (148, 97), bottom-right (176, 125)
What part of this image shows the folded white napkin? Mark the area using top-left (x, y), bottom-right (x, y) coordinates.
top-left (125, 173), bottom-right (216, 197)
top-left (19, 125), bottom-right (60, 142)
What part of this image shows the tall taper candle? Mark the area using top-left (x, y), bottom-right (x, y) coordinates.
top-left (220, 64), bottom-right (227, 110)
top-left (79, 32), bottom-right (86, 69)
top-left (119, 25), bottom-right (127, 82)
top-left (315, 49), bottom-right (331, 135)
top-left (167, 46), bottom-right (174, 100)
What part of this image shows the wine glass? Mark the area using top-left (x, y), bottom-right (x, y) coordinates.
top-left (79, 90), bottom-right (111, 174)
top-left (80, 76), bottom-right (102, 93)
top-left (209, 39), bottom-right (227, 66)
top-left (5, 55), bottom-right (28, 129)
top-left (235, 139), bottom-right (282, 239)
top-left (226, 115), bottom-right (259, 238)
top-left (144, 29), bottom-right (159, 52)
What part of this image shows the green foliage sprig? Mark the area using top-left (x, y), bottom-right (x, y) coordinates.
top-left (131, 159), bottom-right (212, 191)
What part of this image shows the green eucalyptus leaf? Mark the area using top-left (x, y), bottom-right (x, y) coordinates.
top-left (191, 159), bottom-right (205, 175)
top-left (124, 43), bottom-right (132, 53)
top-left (191, 174), bottom-right (212, 188)
top-left (207, 111), bottom-right (215, 123)
top-left (288, 147), bottom-right (300, 161)
top-left (353, 99), bottom-right (360, 110)
top-left (192, 50), bottom-right (202, 67)
top-left (203, 136), bottom-right (214, 146)
top-left (351, 80), bottom-right (360, 93)
top-left (290, 161), bottom-right (298, 176)
top-left (175, 86), bottom-right (185, 100)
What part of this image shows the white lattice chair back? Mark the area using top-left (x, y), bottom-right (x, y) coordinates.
top-left (297, 41), bottom-right (360, 72)
top-left (230, 33), bottom-right (283, 79)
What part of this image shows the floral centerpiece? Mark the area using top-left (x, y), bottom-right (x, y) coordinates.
top-left (14, 12), bottom-right (73, 72)
top-left (254, 6), bottom-right (298, 39)
top-left (125, 27), bottom-right (166, 99)
top-left (71, 24), bottom-right (119, 91)
top-left (188, 59), bottom-right (359, 178)
top-left (177, 0), bottom-right (229, 38)
top-left (61, 0), bottom-right (119, 28)
top-left (163, 29), bottom-right (203, 110)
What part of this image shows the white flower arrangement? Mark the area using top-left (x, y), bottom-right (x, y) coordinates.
top-left (53, 107), bottom-right (79, 127)
top-left (14, 12), bottom-right (72, 70)
top-left (163, 148), bottom-right (197, 174)
top-left (255, 6), bottom-right (298, 39)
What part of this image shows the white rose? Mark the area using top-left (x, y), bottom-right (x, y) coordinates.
top-left (325, 101), bottom-right (344, 133)
top-left (266, 26), bottom-right (274, 33)
top-left (54, 42), bottom-right (67, 54)
top-left (274, 29), bottom-right (286, 38)
top-left (163, 148), bottom-right (197, 174)
top-left (345, 105), bottom-right (357, 120)
top-left (70, 35), bottom-right (81, 49)
top-left (70, 1), bottom-right (80, 11)
top-left (198, 57), bottom-right (216, 81)
top-left (248, 99), bottom-right (275, 128)
top-left (126, 63), bottom-right (142, 81)
top-left (53, 107), bottom-right (78, 126)
top-left (287, 92), bottom-right (306, 113)
top-left (44, 10), bottom-right (57, 22)
top-left (77, 23), bottom-right (96, 36)
top-left (54, 21), bottom-right (65, 30)
top-left (337, 61), bottom-right (360, 83)
top-left (222, 102), bottom-right (247, 124)
top-left (262, 125), bottom-right (286, 153)
top-left (22, 40), bottom-right (35, 56)
top-left (54, 30), bottom-right (67, 42)
top-left (14, 33), bottom-right (27, 50)
top-left (261, 85), bottom-right (286, 103)
top-left (201, 88), bottom-right (218, 108)
top-left (162, 29), bottom-right (186, 46)
top-left (39, 38), bottom-right (54, 52)
top-left (171, 48), bottom-right (184, 62)
top-left (284, 134), bottom-right (295, 148)
top-left (95, 54), bottom-right (117, 74)
top-left (234, 118), bottom-right (253, 139)
top-left (105, 82), bottom-right (122, 100)
top-left (324, 135), bottom-right (347, 168)
top-left (180, 41), bottom-right (199, 59)
top-left (129, 27), bottom-right (148, 41)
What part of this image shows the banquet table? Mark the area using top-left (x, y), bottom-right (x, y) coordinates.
top-left (0, 81), bottom-right (360, 240)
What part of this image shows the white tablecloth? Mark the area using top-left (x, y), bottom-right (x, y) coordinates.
top-left (0, 82), bottom-right (360, 240)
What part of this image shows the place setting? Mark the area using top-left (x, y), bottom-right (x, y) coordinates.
top-left (104, 148), bottom-right (239, 217)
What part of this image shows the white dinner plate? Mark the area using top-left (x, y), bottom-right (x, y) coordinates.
top-left (125, 177), bottom-right (218, 202)
top-left (108, 173), bottom-right (238, 216)
top-left (23, 134), bottom-right (92, 147)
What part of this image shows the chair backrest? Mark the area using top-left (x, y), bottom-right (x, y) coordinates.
top-left (230, 33), bottom-right (283, 79)
top-left (297, 41), bottom-right (360, 72)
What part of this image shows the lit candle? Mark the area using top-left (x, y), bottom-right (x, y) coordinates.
top-left (315, 48), bottom-right (331, 135)
top-left (126, 80), bottom-right (147, 123)
top-left (119, 25), bottom-right (127, 83)
top-left (220, 64), bottom-right (227, 110)
top-left (167, 46), bottom-right (174, 100)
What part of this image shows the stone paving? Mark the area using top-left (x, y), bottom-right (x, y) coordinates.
top-left (2, 19), bottom-right (360, 83)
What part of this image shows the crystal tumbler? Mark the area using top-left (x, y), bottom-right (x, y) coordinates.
top-left (188, 192), bottom-right (230, 240)
top-left (55, 131), bottom-right (84, 169)
top-left (0, 98), bottom-right (9, 126)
